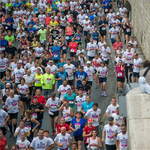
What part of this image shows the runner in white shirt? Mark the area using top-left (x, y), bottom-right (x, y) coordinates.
top-left (34, 45), bottom-right (44, 59)
top-left (44, 130), bottom-right (55, 149)
top-left (5, 90), bottom-right (20, 137)
top-left (133, 53), bottom-right (143, 82)
top-left (77, 11), bottom-right (85, 25)
top-left (30, 62), bottom-right (43, 75)
top-left (84, 61), bottom-right (95, 87)
top-left (112, 107), bottom-right (123, 132)
top-left (70, 0), bottom-right (77, 11)
top-left (63, 59), bottom-right (76, 89)
top-left (116, 125), bottom-right (128, 150)
top-left (102, 117), bottom-right (119, 149)
top-left (106, 9), bottom-right (115, 25)
top-left (0, 108), bottom-right (10, 135)
top-left (0, 53), bottom-right (8, 78)
top-left (123, 45), bottom-right (134, 82)
top-left (38, 11), bottom-right (46, 25)
top-left (57, 80), bottom-right (71, 101)
top-left (98, 39), bottom-right (105, 55)
top-left (9, 56), bottom-right (17, 71)
top-left (47, 60), bottom-right (58, 75)
top-left (86, 38), bottom-right (98, 61)
top-left (119, 3), bottom-right (127, 18)
top-left (16, 132), bottom-right (30, 149)
top-left (78, 52), bottom-right (87, 66)
top-left (24, 58), bottom-right (34, 70)
top-left (14, 120), bottom-right (29, 142)
top-left (109, 24), bottom-right (120, 44)
top-left (12, 62), bottom-right (25, 86)
top-left (105, 97), bottom-right (119, 117)
top-left (85, 103), bottom-right (101, 133)
top-left (75, 89), bottom-right (86, 111)
top-left (30, 129), bottom-right (52, 150)
top-left (100, 43), bottom-right (111, 67)
top-left (45, 93), bottom-right (61, 135)
top-left (57, 0), bottom-right (66, 11)
top-left (54, 127), bottom-right (72, 150)
top-left (87, 22), bottom-right (95, 35)
top-left (128, 37), bottom-right (138, 48)
top-left (115, 53), bottom-right (126, 64)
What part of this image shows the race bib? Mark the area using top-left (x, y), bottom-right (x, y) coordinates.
top-left (105, 8), bottom-right (108, 12)
top-left (25, 125), bottom-right (31, 131)
top-left (93, 117), bottom-right (98, 122)
top-left (63, 46), bottom-right (67, 50)
top-left (51, 104), bottom-right (57, 109)
top-left (103, 57), bottom-right (108, 61)
top-left (66, 36), bottom-right (69, 40)
top-left (126, 28), bottom-right (130, 32)
top-left (32, 113), bottom-right (37, 119)
top-left (75, 123), bottom-right (81, 130)
top-left (70, 49), bottom-right (74, 52)
top-left (87, 137), bottom-right (90, 143)
top-left (102, 27), bottom-right (106, 30)
top-left (107, 136), bottom-right (114, 143)
top-left (49, 110), bottom-right (54, 115)
top-left (36, 79), bottom-right (40, 84)
top-left (90, 146), bottom-right (98, 150)
top-left (65, 116), bottom-right (70, 121)
top-left (46, 78), bottom-right (51, 84)
top-left (117, 72), bottom-right (122, 77)
top-left (69, 100), bottom-right (74, 104)
top-left (54, 54), bottom-right (58, 58)
top-left (12, 103), bottom-right (17, 110)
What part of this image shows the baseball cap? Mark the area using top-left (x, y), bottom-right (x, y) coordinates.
top-left (85, 16), bottom-right (88, 19)
top-left (6, 83), bottom-right (11, 86)
top-left (87, 61), bottom-right (91, 64)
top-left (103, 42), bottom-right (107, 45)
top-left (17, 60), bottom-right (22, 64)
top-left (84, 5), bottom-right (86, 7)
top-left (41, 25), bottom-right (44, 27)
top-left (88, 119), bottom-right (93, 123)
top-left (108, 116), bottom-right (114, 121)
top-left (49, 60), bottom-right (53, 63)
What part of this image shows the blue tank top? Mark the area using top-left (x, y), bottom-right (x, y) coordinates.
top-left (75, 33), bottom-right (81, 42)
top-left (92, 32), bottom-right (99, 40)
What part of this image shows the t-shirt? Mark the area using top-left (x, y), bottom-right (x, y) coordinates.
top-left (46, 65), bottom-right (58, 74)
top-left (17, 84), bottom-right (28, 96)
top-left (0, 137), bottom-right (7, 150)
top-left (85, 108), bottom-right (101, 127)
top-left (34, 74), bottom-right (43, 87)
top-left (46, 97), bottom-right (61, 113)
top-left (31, 95), bottom-right (46, 105)
top-left (75, 71), bottom-right (88, 86)
top-left (84, 66), bottom-right (95, 81)
top-left (106, 104), bottom-right (119, 117)
top-left (0, 58), bottom-right (8, 72)
top-left (97, 67), bottom-right (108, 78)
top-left (41, 73), bottom-right (55, 89)
top-left (116, 132), bottom-right (128, 150)
top-left (51, 46), bottom-right (61, 60)
top-left (86, 42), bottom-right (98, 57)
top-left (83, 126), bottom-right (96, 144)
top-left (109, 27), bottom-right (120, 39)
top-left (35, 47), bottom-right (44, 58)
top-left (123, 51), bottom-right (134, 64)
top-left (15, 127), bottom-right (29, 141)
top-left (57, 85), bottom-right (71, 101)
top-left (133, 58), bottom-right (143, 73)
top-left (103, 124), bottom-right (119, 145)
top-left (54, 133), bottom-right (72, 149)
top-left (5, 95), bottom-right (20, 113)
top-left (116, 65), bottom-right (125, 78)
top-left (69, 42), bottom-right (78, 53)
top-left (63, 93), bottom-right (76, 107)
top-left (38, 29), bottom-right (47, 41)
top-left (30, 103), bottom-right (44, 120)
top-left (30, 137), bottom-right (52, 150)
top-left (16, 140), bottom-right (30, 150)
top-left (56, 123), bottom-right (70, 133)
top-left (0, 109), bottom-right (8, 127)
top-left (64, 64), bottom-right (75, 80)
top-left (76, 95), bottom-right (86, 111)
top-left (71, 117), bottom-right (86, 136)
top-left (101, 46), bottom-right (111, 60)
top-left (12, 68), bottom-right (25, 83)
top-left (81, 102), bottom-right (94, 114)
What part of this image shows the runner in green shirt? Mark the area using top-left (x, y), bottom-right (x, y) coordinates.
top-left (38, 25), bottom-right (47, 44)
top-left (41, 67), bottom-right (55, 100)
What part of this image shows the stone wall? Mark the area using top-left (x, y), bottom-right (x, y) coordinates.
top-left (128, 0), bottom-right (150, 60)
top-left (126, 87), bottom-right (150, 149)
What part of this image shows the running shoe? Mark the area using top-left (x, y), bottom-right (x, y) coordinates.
top-left (9, 132), bottom-right (13, 137)
top-left (103, 92), bottom-right (107, 97)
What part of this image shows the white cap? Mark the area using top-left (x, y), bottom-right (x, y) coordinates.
top-left (6, 83), bottom-right (11, 86)
top-left (85, 16), bottom-right (88, 19)
top-left (103, 42), bottom-right (107, 45)
top-left (87, 61), bottom-right (91, 64)
top-left (41, 25), bottom-right (44, 27)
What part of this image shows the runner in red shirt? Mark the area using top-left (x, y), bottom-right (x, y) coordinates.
top-left (31, 89), bottom-right (46, 105)
top-left (83, 119), bottom-right (96, 149)
top-left (0, 130), bottom-right (8, 150)
top-left (56, 117), bottom-right (71, 134)
top-left (69, 37), bottom-right (78, 60)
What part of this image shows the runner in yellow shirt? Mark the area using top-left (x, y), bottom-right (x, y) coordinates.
top-left (41, 67), bottom-right (55, 100)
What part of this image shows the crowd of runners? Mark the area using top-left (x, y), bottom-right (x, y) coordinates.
top-left (0, 0), bottom-right (143, 149)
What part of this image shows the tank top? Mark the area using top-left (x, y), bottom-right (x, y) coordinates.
top-left (75, 33), bottom-right (81, 42)
top-left (48, 43), bottom-right (53, 52)
top-left (62, 42), bottom-right (67, 51)
top-left (92, 32), bottom-right (99, 40)
top-left (125, 23), bottom-right (131, 33)
top-left (47, 6), bottom-right (52, 13)
top-left (5, 76), bottom-right (12, 88)
top-left (66, 27), bottom-right (73, 36)
top-left (32, 41), bottom-right (38, 47)
top-left (62, 107), bottom-right (72, 122)
top-left (25, 118), bottom-right (33, 132)
top-left (89, 137), bottom-right (99, 150)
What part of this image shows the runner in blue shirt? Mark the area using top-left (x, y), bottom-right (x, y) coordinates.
top-left (75, 66), bottom-right (88, 87)
top-left (0, 35), bottom-right (8, 53)
top-left (51, 41), bottom-right (62, 64)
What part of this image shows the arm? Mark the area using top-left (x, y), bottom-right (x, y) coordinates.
top-left (31, 118), bottom-right (40, 132)
top-left (116, 139), bottom-right (120, 150)
top-left (102, 131), bottom-right (105, 143)
top-left (14, 127), bottom-right (21, 137)
top-left (83, 130), bottom-right (91, 137)
top-left (105, 112), bottom-right (110, 117)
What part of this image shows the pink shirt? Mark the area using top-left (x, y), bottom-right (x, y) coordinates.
top-left (116, 65), bottom-right (125, 78)
top-left (113, 42), bottom-right (123, 52)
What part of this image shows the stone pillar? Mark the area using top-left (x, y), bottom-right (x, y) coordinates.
top-left (126, 87), bottom-right (150, 149)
